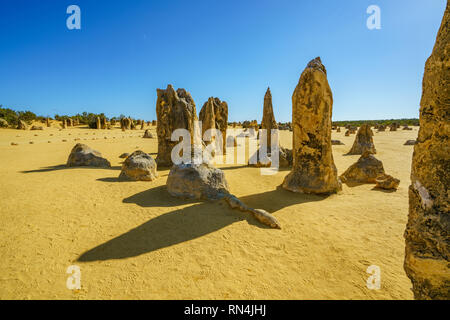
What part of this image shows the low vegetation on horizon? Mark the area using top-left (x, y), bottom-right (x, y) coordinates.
top-left (0, 104), bottom-right (419, 128)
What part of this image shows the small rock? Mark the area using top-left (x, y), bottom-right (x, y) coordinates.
top-left (375, 174), bottom-right (400, 190)
top-left (119, 150), bottom-right (158, 181)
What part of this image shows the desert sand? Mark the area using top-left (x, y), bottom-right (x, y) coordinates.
top-left (0, 122), bottom-right (417, 299)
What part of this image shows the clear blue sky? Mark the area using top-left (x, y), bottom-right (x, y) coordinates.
top-left (0, 0), bottom-right (446, 122)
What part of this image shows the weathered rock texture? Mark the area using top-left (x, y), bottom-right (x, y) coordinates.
top-left (167, 163), bottom-right (229, 200)
top-left (375, 174), bottom-right (400, 190)
top-left (261, 87), bottom-right (278, 149)
top-left (404, 3), bottom-right (450, 300)
top-left (119, 150), bottom-right (158, 181)
top-left (347, 124), bottom-right (377, 155)
top-left (0, 118), bottom-right (8, 128)
top-left (340, 151), bottom-right (385, 184)
top-left (199, 97), bottom-right (228, 152)
top-left (121, 118), bottom-right (132, 130)
top-left (167, 163), bottom-right (280, 229)
top-left (282, 57), bottom-right (341, 194)
top-left (67, 143), bottom-right (111, 168)
top-left (156, 85), bottom-right (198, 167)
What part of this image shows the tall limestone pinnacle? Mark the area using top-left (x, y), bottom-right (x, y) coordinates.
top-left (282, 57), bottom-right (341, 194)
top-left (156, 85), bottom-right (198, 167)
top-left (261, 87), bottom-right (278, 149)
top-left (404, 1), bottom-right (450, 300)
top-left (198, 97), bottom-right (228, 153)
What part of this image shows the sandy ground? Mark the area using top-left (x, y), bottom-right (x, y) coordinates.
top-left (0, 122), bottom-right (417, 300)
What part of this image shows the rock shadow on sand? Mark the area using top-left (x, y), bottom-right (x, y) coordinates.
top-left (78, 189), bottom-right (266, 262)
top-left (21, 165), bottom-right (121, 173)
top-left (77, 185), bottom-right (322, 261)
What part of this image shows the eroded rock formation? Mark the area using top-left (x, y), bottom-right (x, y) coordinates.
top-left (404, 2), bottom-right (450, 300)
top-left (282, 57), bottom-right (341, 194)
top-left (199, 97), bottom-right (228, 153)
top-left (375, 174), bottom-right (400, 190)
top-left (17, 120), bottom-right (28, 130)
top-left (347, 124), bottom-right (376, 155)
top-left (67, 143), bottom-right (111, 168)
top-left (261, 87), bottom-right (278, 149)
top-left (156, 85), bottom-right (198, 167)
top-left (119, 150), bottom-right (158, 181)
top-left (167, 163), bottom-right (281, 228)
top-left (340, 151), bottom-right (385, 184)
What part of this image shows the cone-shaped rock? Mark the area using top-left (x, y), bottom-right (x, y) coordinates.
top-left (261, 87), bottom-right (278, 149)
top-left (340, 151), bottom-right (385, 184)
top-left (156, 85), bottom-right (198, 167)
top-left (282, 57), bottom-right (341, 194)
top-left (199, 98), bottom-right (216, 144)
top-left (404, 2), bottom-right (450, 300)
top-left (346, 124), bottom-right (376, 155)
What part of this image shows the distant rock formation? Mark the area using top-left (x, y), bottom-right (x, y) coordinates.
top-left (156, 85), bottom-right (198, 167)
top-left (404, 2), bottom-right (449, 300)
top-left (404, 140), bottom-right (417, 146)
top-left (0, 118), bottom-right (8, 128)
top-left (46, 118), bottom-right (50, 127)
top-left (261, 87), bottom-right (278, 149)
top-left (101, 117), bottom-right (107, 129)
top-left (17, 120), bottom-right (28, 130)
top-left (119, 150), bottom-right (158, 181)
top-left (346, 124), bottom-right (376, 155)
top-left (331, 140), bottom-right (344, 145)
top-left (96, 117), bottom-right (101, 130)
top-left (282, 57), bottom-right (341, 194)
top-left (143, 129), bottom-right (154, 139)
top-left (340, 151), bottom-right (385, 184)
top-left (121, 118), bottom-right (131, 130)
top-left (199, 98), bottom-right (216, 145)
top-left (66, 144), bottom-right (111, 168)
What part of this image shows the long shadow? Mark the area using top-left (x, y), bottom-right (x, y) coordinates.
top-left (78, 191), bottom-right (262, 262)
top-left (21, 165), bottom-right (121, 174)
top-left (238, 186), bottom-right (325, 213)
top-left (77, 185), bottom-right (322, 261)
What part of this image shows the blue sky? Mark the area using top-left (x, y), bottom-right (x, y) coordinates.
top-left (0, 0), bottom-right (446, 122)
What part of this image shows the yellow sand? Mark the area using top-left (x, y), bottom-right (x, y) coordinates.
top-left (0, 122), bottom-right (417, 300)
